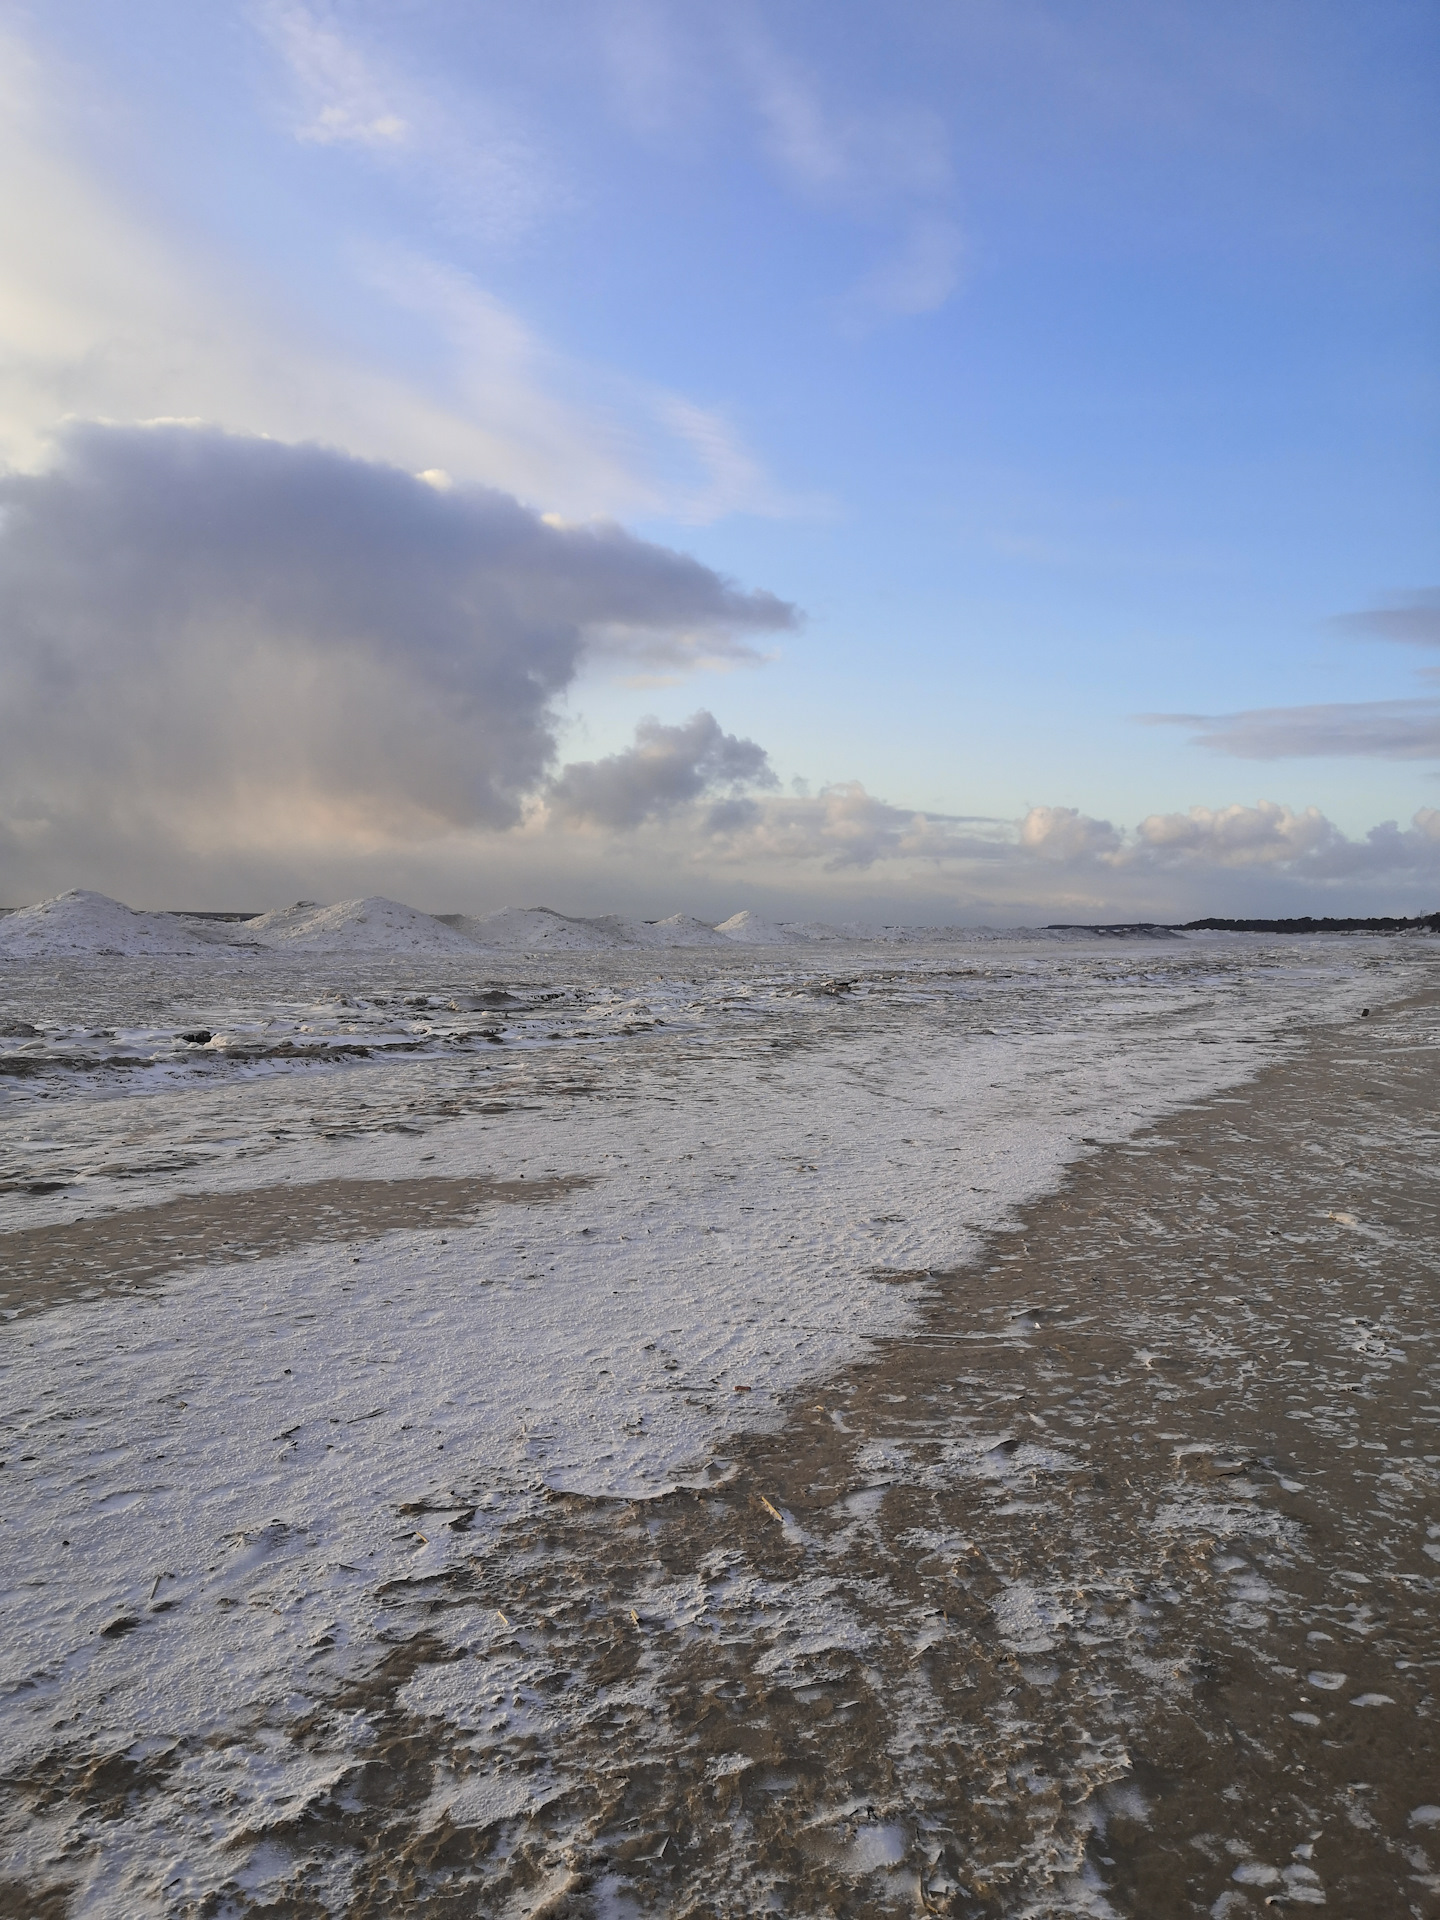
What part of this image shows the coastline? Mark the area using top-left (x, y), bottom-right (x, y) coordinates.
top-left (1, 967), bottom-right (1435, 1915)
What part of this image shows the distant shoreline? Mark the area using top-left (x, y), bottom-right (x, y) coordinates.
top-left (1049, 913), bottom-right (1440, 935)
top-left (2, 901), bottom-right (1436, 939)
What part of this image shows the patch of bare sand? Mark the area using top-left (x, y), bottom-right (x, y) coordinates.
top-left (0, 1173), bottom-right (590, 1321)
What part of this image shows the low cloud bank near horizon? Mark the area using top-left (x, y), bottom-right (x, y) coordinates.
top-left (5, 780), bottom-right (1437, 925)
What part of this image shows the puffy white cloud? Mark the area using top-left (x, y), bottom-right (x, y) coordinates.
top-left (546, 712), bottom-right (777, 829)
top-left (1134, 800), bottom-right (1342, 865)
top-left (0, 422), bottom-right (796, 854)
top-left (1019, 805), bottom-right (1124, 860)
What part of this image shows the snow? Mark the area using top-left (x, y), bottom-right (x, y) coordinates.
top-left (0, 911), bottom-right (1422, 1910)
top-left (0, 890), bottom-right (240, 958)
top-left (243, 896), bottom-right (478, 954)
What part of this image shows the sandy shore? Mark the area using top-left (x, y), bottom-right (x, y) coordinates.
top-left (3, 983), bottom-right (1435, 1917)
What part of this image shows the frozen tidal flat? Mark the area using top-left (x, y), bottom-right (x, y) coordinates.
top-left (0, 906), bottom-right (1428, 1915)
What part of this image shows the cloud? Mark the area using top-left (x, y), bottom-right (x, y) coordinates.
top-left (1130, 802), bottom-right (1440, 884)
top-left (545, 712), bottom-right (777, 829)
top-left (253, 2), bottom-right (548, 243)
top-left (1143, 590), bottom-right (1440, 764)
top-left (687, 788), bottom-right (1440, 898)
top-left (1019, 805), bottom-right (1124, 860)
top-left (699, 784), bottom-right (1009, 871)
top-left (1330, 590), bottom-right (1440, 648)
top-left (1133, 800), bottom-right (1342, 866)
top-left (258, 2), bottom-right (410, 148)
top-left (729, 25), bottom-right (962, 324)
top-left (0, 422), bottom-right (797, 852)
top-left (0, 29), bottom-right (796, 524)
top-left (844, 214), bottom-right (965, 325)
top-left (1142, 700), bottom-right (1440, 761)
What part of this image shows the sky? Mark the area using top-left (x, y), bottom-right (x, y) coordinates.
top-left (0, 0), bottom-right (1436, 921)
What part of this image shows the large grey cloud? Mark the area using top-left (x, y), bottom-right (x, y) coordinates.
top-left (1141, 700), bottom-right (1440, 761)
top-left (546, 712), bottom-right (778, 829)
top-left (0, 421), bottom-right (797, 845)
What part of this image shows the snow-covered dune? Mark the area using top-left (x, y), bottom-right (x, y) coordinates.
top-left (717, 911), bottom-right (847, 945)
top-left (715, 910), bottom-right (790, 945)
top-left (0, 890), bottom-right (241, 958)
top-left (624, 913), bottom-right (736, 948)
top-left (243, 897), bottom-right (479, 955)
top-left (459, 907), bottom-right (633, 951)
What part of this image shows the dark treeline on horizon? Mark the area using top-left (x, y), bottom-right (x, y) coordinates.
top-left (1047, 914), bottom-right (1440, 936)
top-left (1181, 913), bottom-right (1440, 934)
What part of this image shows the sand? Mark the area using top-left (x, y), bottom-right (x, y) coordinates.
top-left (0, 1173), bottom-right (588, 1322)
top-left (0, 945), bottom-right (1433, 1916)
top-left (190, 983), bottom-right (1435, 1918)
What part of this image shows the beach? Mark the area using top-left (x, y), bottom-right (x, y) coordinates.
top-left (0, 931), bottom-right (1433, 1915)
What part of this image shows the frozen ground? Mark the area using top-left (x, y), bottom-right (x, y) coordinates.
top-left (0, 912), bottom-right (1431, 1915)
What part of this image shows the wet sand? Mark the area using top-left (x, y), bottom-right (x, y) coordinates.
top-left (3, 989), bottom-right (1436, 1916)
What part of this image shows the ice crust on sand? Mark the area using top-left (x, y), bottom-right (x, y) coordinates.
top-left (244, 897), bottom-right (478, 954)
top-left (0, 890), bottom-right (238, 958)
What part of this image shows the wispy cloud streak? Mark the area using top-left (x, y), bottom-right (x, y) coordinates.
top-left (1142, 701), bottom-right (1440, 761)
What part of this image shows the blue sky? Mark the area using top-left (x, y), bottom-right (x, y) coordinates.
top-left (1, 1), bottom-right (1436, 917)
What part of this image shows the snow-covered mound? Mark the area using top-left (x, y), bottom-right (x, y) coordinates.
top-left (0, 890), bottom-right (242, 959)
top-left (715, 911), bottom-right (792, 945)
top-left (624, 914), bottom-right (735, 948)
top-left (244, 898), bottom-right (479, 955)
top-left (716, 912), bottom-right (848, 945)
top-left (460, 907), bottom-right (633, 952)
